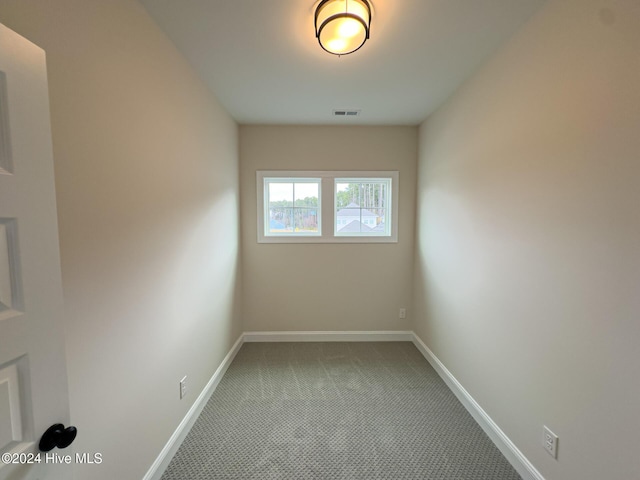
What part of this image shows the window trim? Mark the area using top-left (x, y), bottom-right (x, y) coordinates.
top-left (257, 170), bottom-right (399, 244)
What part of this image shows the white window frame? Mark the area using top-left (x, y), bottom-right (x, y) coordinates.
top-left (257, 170), bottom-right (399, 244)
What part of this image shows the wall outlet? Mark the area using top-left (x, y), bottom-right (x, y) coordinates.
top-left (543, 425), bottom-right (558, 459)
top-left (399, 308), bottom-right (406, 319)
top-left (180, 376), bottom-right (187, 399)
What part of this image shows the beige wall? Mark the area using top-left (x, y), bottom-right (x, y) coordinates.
top-left (241, 126), bottom-right (416, 332)
top-left (0, 1), bottom-right (241, 479)
top-left (414, 0), bottom-right (640, 479)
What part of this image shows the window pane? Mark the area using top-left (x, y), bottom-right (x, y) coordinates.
top-left (268, 182), bottom-right (293, 207)
top-left (294, 183), bottom-right (319, 207)
top-left (294, 207), bottom-right (319, 233)
top-left (335, 178), bottom-right (391, 236)
top-left (268, 208), bottom-right (293, 233)
top-left (362, 182), bottom-right (387, 209)
top-left (336, 182), bottom-right (357, 208)
top-left (336, 208), bottom-right (360, 232)
top-left (370, 209), bottom-right (386, 233)
top-left (264, 178), bottom-right (321, 237)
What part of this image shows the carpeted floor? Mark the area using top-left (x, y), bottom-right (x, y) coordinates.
top-left (160, 342), bottom-right (521, 479)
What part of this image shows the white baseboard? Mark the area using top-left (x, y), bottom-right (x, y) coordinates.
top-left (410, 333), bottom-right (544, 480)
top-left (143, 334), bottom-right (244, 480)
top-left (243, 330), bottom-right (414, 342)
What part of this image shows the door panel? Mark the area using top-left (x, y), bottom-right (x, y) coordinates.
top-left (0, 218), bottom-right (22, 317)
top-left (0, 22), bottom-right (71, 480)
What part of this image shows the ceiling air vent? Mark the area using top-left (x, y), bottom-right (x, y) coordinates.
top-left (333, 109), bottom-right (361, 117)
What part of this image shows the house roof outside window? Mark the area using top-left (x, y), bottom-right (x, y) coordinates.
top-left (336, 202), bottom-right (377, 218)
top-left (338, 221), bottom-right (373, 233)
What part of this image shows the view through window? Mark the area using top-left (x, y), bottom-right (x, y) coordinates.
top-left (335, 178), bottom-right (391, 236)
top-left (265, 178), bottom-right (320, 236)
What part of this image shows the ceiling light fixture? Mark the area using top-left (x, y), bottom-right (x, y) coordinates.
top-left (314, 0), bottom-right (372, 56)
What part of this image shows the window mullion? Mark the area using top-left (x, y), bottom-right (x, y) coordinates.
top-left (322, 177), bottom-right (333, 239)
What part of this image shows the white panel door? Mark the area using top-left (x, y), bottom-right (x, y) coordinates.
top-left (0, 23), bottom-right (72, 480)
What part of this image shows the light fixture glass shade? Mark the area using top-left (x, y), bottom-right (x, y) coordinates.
top-left (315, 0), bottom-right (371, 56)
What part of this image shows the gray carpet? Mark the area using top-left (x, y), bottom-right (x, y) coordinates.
top-left (160, 342), bottom-right (521, 479)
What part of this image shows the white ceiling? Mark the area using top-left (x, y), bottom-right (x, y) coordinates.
top-left (140, 0), bottom-right (546, 125)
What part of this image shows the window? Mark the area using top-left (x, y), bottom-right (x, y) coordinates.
top-left (257, 171), bottom-right (398, 243)
top-left (263, 178), bottom-right (321, 237)
top-left (335, 178), bottom-right (391, 237)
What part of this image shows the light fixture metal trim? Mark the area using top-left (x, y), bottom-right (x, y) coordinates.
top-left (315, 0), bottom-right (372, 56)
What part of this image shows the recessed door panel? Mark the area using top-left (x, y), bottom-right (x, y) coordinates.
top-left (0, 219), bottom-right (23, 320)
top-left (0, 363), bottom-right (22, 450)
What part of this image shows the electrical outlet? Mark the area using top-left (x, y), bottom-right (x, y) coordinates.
top-left (180, 376), bottom-right (187, 399)
top-left (543, 426), bottom-right (558, 459)
top-left (399, 308), bottom-right (406, 319)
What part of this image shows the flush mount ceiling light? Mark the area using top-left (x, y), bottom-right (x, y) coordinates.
top-left (315, 0), bottom-right (372, 56)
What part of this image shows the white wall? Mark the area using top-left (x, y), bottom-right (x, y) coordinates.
top-left (241, 126), bottom-right (416, 332)
top-left (413, 0), bottom-right (640, 479)
top-left (0, 1), bottom-right (242, 479)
